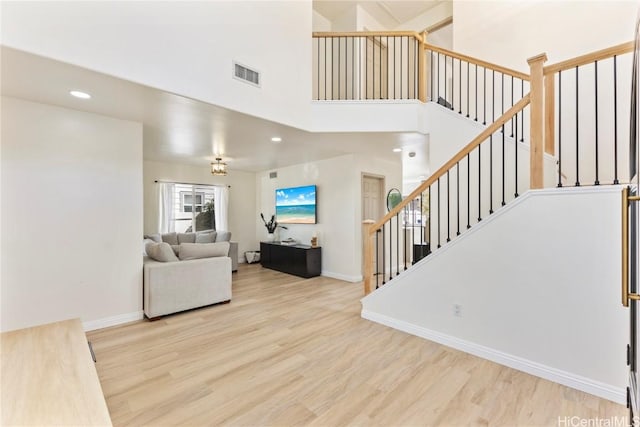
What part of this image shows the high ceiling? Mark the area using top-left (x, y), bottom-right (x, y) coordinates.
top-left (1, 47), bottom-right (427, 176)
top-left (314, 1), bottom-right (446, 29)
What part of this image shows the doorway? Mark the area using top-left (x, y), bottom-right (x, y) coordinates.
top-left (362, 174), bottom-right (385, 280)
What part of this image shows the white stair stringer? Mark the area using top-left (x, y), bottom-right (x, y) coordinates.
top-left (361, 185), bottom-right (627, 403)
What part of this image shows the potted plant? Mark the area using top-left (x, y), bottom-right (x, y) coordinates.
top-left (260, 213), bottom-right (287, 242)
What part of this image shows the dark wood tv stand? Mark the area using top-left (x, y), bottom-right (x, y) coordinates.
top-left (260, 242), bottom-right (321, 278)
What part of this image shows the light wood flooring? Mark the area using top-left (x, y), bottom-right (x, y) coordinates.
top-left (88, 263), bottom-right (627, 426)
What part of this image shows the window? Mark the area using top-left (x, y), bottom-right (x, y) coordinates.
top-left (173, 184), bottom-right (216, 233)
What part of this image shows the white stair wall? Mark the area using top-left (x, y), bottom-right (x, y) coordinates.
top-left (362, 185), bottom-right (627, 403)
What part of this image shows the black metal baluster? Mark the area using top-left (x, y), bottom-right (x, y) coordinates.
top-left (558, 71), bottom-right (563, 187)
top-left (515, 114), bottom-right (519, 197)
top-left (447, 170), bottom-right (451, 242)
top-left (387, 36), bottom-right (389, 100)
top-left (437, 53), bottom-right (440, 101)
top-left (456, 162), bottom-right (460, 235)
top-left (483, 67), bottom-right (487, 125)
top-left (396, 212), bottom-right (399, 276)
top-left (365, 36), bottom-right (368, 99)
top-left (445, 55), bottom-right (448, 106)
top-left (430, 50), bottom-right (434, 101)
top-left (324, 38), bottom-right (328, 100)
top-left (407, 37), bottom-right (410, 99)
top-left (594, 60), bottom-right (600, 185)
top-left (614, 55), bottom-right (619, 184)
top-left (478, 144), bottom-right (482, 222)
top-left (502, 74), bottom-right (505, 119)
top-left (520, 81), bottom-right (524, 142)
top-left (510, 76), bottom-right (514, 137)
top-left (372, 36), bottom-right (375, 100)
top-left (403, 206), bottom-right (408, 270)
top-left (475, 64), bottom-right (478, 121)
top-left (338, 37), bottom-right (341, 99)
top-left (437, 177), bottom-right (441, 248)
top-left (375, 231), bottom-right (380, 289)
top-left (502, 123), bottom-right (506, 205)
top-left (382, 226), bottom-right (385, 284)
top-left (459, 59), bottom-right (462, 113)
top-left (575, 66), bottom-right (580, 186)
top-left (467, 153), bottom-right (471, 229)
top-left (466, 62), bottom-right (470, 117)
top-left (352, 37), bottom-right (355, 99)
top-left (379, 36), bottom-right (382, 99)
top-left (389, 215), bottom-right (392, 280)
top-left (316, 38), bottom-right (319, 100)
top-left (492, 70), bottom-right (496, 122)
top-left (400, 37), bottom-right (403, 100)
top-left (490, 135), bottom-right (494, 214)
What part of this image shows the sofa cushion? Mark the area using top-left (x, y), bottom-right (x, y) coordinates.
top-left (161, 232), bottom-right (178, 245)
top-left (177, 232), bottom-right (196, 244)
top-left (171, 245), bottom-right (180, 256)
top-left (195, 230), bottom-right (217, 243)
top-left (143, 238), bottom-right (156, 256)
top-left (215, 231), bottom-right (232, 242)
top-left (145, 242), bottom-right (179, 262)
top-left (178, 242), bottom-right (230, 261)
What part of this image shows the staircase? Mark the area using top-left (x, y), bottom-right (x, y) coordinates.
top-left (314, 30), bottom-right (636, 404)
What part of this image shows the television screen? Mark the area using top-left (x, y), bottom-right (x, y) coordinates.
top-left (275, 185), bottom-right (317, 224)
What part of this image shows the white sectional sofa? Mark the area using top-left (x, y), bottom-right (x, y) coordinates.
top-left (143, 234), bottom-right (234, 319)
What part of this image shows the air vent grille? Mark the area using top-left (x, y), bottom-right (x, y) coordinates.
top-left (269, 172), bottom-right (278, 179)
top-left (234, 62), bottom-right (260, 87)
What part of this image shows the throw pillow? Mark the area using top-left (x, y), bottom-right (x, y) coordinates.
top-left (161, 232), bottom-right (178, 245)
top-left (215, 231), bottom-right (232, 242)
top-left (195, 231), bottom-right (217, 243)
top-left (177, 233), bottom-right (196, 244)
top-left (178, 242), bottom-right (230, 260)
top-left (143, 238), bottom-right (156, 256)
top-left (145, 242), bottom-right (179, 262)
top-left (171, 245), bottom-right (180, 256)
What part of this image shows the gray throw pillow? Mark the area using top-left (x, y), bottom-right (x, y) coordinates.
top-left (215, 231), bottom-right (232, 242)
top-left (177, 233), bottom-right (196, 244)
top-left (145, 242), bottom-right (179, 262)
top-left (143, 238), bottom-right (156, 256)
top-left (178, 242), bottom-right (230, 260)
top-left (145, 234), bottom-right (161, 243)
top-left (161, 232), bottom-right (178, 245)
top-left (195, 231), bottom-right (217, 243)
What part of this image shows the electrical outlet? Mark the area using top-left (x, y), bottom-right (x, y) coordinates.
top-left (453, 304), bottom-right (462, 317)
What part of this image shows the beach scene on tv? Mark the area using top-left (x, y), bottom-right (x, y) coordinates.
top-left (276, 185), bottom-right (317, 224)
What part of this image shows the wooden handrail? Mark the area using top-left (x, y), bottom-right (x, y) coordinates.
top-left (313, 31), bottom-right (424, 42)
top-left (544, 41), bottom-right (634, 75)
top-left (368, 94), bottom-right (531, 234)
top-left (424, 43), bottom-right (530, 81)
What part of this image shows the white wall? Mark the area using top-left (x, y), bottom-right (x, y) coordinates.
top-left (362, 186), bottom-right (627, 403)
top-left (453, 1), bottom-right (637, 72)
top-left (313, 10), bottom-right (331, 32)
top-left (143, 160), bottom-right (258, 259)
top-left (394, 1), bottom-right (453, 33)
top-left (256, 153), bottom-right (401, 282)
top-left (1, 97), bottom-right (143, 332)
top-left (1, 1), bottom-right (313, 130)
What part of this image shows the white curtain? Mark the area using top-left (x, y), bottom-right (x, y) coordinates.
top-left (158, 183), bottom-right (175, 233)
top-left (214, 185), bottom-right (229, 231)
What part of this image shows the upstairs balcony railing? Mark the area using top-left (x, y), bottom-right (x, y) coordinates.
top-left (312, 31), bottom-right (427, 101)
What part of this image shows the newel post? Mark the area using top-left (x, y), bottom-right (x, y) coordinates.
top-left (527, 53), bottom-right (548, 189)
top-left (418, 31), bottom-right (428, 103)
top-left (362, 220), bottom-right (375, 295)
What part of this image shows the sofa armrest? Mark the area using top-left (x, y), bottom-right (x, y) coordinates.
top-left (229, 241), bottom-right (238, 272)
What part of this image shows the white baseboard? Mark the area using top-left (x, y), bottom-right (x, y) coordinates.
top-left (83, 311), bottom-right (144, 332)
top-left (322, 270), bottom-right (363, 283)
top-left (361, 310), bottom-right (625, 404)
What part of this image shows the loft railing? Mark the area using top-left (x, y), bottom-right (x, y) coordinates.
top-left (312, 31), bottom-right (426, 101)
top-left (363, 96), bottom-right (531, 293)
top-left (542, 41), bottom-right (634, 187)
top-left (425, 44), bottom-right (531, 143)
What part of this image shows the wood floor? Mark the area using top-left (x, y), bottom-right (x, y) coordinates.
top-left (88, 264), bottom-right (627, 426)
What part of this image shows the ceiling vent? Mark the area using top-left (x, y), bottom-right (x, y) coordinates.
top-left (233, 62), bottom-right (261, 87)
top-left (269, 171), bottom-right (278, 179)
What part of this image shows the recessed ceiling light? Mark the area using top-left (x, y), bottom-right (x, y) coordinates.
top-left (418, 175), bottom-right (426, 180)
top-left (393, 148), bottom-right (402, 153)
top-left (69, 90), bottom-right (91, 99)
top-left (271, 137), bottom-right (282, 143)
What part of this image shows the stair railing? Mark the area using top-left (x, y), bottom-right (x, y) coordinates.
top-left (425, 43), bottom-right (531, 143)
top-left (312, 31), bottom-right (427, 101)
top-left (541, 41), bottom-right (634, 187)
top-left (363, 95), bottom-right (531, 294)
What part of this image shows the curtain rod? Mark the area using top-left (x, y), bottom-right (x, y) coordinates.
top-left (154, 180), bottom-right (230, 188)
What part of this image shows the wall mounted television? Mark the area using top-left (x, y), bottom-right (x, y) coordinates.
top-left (275, 185), bottom-right (317, 224)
